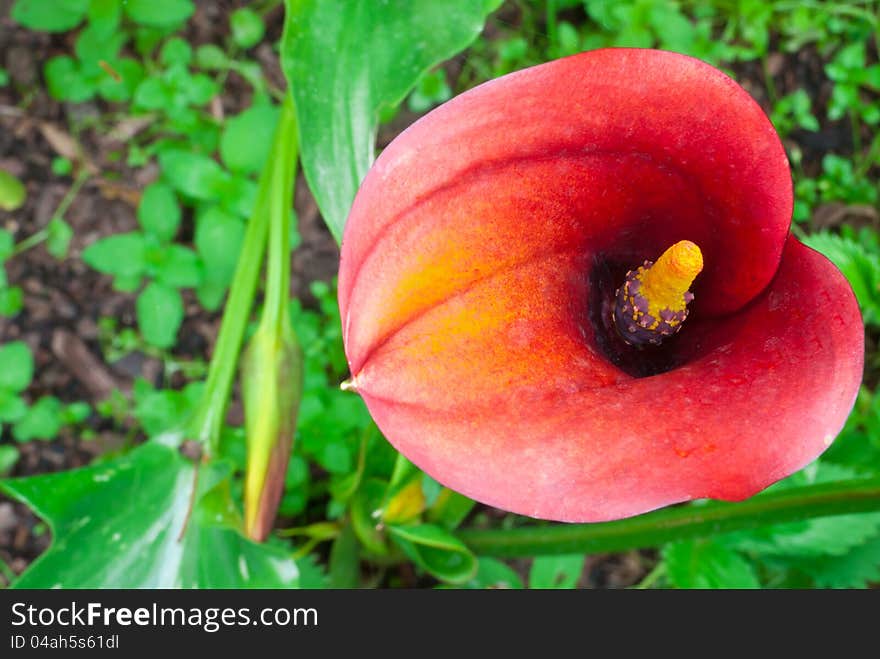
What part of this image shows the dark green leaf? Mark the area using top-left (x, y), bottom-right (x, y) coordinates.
top-left (789, 533), bottom-right (880, 588)
top-left (11, 0), bottom-right (89, 32)
top-left (281, 0), bottom-right (502, 241)
top-left (663, 539), bottom-right (760, 589)
top-left (1, 440), bottom-right (301, 587)
top-left (329, 522), bottom-right (360, 588)
top-left (0, 341), bottom-right (34, 392)
top-left (529, 554), bottom-right (585, 589)
top-left (136, 282), bottom-right (184, 349)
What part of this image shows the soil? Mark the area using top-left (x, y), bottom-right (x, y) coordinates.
top-left (0, 1), bottom-right (874, 589)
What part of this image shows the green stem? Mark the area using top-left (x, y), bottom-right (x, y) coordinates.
top-left (458, 477), bottom-right (880, 557)
top-left (12, 170), bottom-right (88, 257)
top-left (188, 97), bottom-right (298, 456)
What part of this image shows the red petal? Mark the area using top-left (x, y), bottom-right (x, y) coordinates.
top-left (338, 49), bottom-right (861, 521)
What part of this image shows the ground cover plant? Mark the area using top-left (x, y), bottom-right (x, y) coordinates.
top-left (0, 0), bottom-right (879, 589)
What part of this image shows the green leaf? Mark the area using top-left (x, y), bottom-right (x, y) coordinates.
top-left (0, 169), bottom-right (26, 212)
top-left (11, 0), bottom-right (89, 32)
top-left (12, 396), bottom-right (64, 442)
top-left (230, 7), bottom-right (265, 49)
top-left (136, 282), bottom-right (184, 349)
top-left (97, 58), bottom-right (144, 102)
top-left (124, 0), bottom-right (194, 27)
top-left (87, 0), bottom-right (121, 36)
top-left (0, 440), bottom-right (302, 587)
top-left (426, 487), bottom-right (476, 530)
top-left (221, 103), bottom-right (281, 175)
top-left (82, 232), bottom-right (147, 279)
top-left (529, 554), bottom-right (585, 589)
top-left (0, 341), bottom-right (34, 392)
top-left (138, 181), bottom-right (181, 242)
top-left (0, 286), bottom-right (24, 317)
top-left (0, 390), bottom-right (28, 423)
top-left (46, 218), bottom-right (73, 259)
top-left (153, 245), bottom-right (201, 289)
top-left (463, 557), bottom-right (524, 589)
top-left (133, 380), bottom-right (202, 436)
top-left (328, 522), bottom-right (360, 588)
top-left (159, 36), bottom-right (193, 67)
top-left (281, 0), bottom-right (502, 242)
top-left (0, 445), bottom-right (20, 475)
top-left (195, 44), bottom-right (229, 70)
top-left (158, 150), bottom-right (228, 201)
top-left (387, 523), bottom-right (478, 584)
top-left (789, 533), bottom-right (880, 588)
top-left (0, 229), bottom-right (14, 260)
top-left (663, 539), bottom-right (760, 589)
top-left (195, 207), bottom-right (245, 309)
top-left (44, 56), bottom-right (95, 103)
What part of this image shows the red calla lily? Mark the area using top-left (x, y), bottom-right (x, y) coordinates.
top-left (338, 49), bottom-right (864, 522)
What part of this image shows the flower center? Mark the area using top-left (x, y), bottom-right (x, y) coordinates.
top-left (613, 240), bottom-right (703, 347)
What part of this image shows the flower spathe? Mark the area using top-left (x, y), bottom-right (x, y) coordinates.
top-left (338, 49), bottom-right (864, 522)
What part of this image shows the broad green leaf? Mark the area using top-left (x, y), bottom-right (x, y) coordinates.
top-left (0, 445), bottom-right (20, 475)
top-left (124, 0), bottom-right (194, 27)
top-left (158, 150), bottom-right (228, 201)
top-left (221, 103), bottom-right (281, 175)
top-left (138, 181), bottom-right (181, 242)
top-left (136, 282), bottom-right (184, 349)
top-left (153, 244), bottom-right (201, 289)
top-left (0, 169), bottom-right (26, 212)
top-left (0, 390), bottom-right (28, 423)
top-left (529, 554), bottom-right (585, 589)
top-left (0, 341), bottom-right (34, 392)
top-left (721, 464), bottom-right (880, 558)
top-left (230, 7), bottom-right (265, 49)
top-left (82, 232), bottom-right (147, 279)
top-left (44, 56), bottom-right (95, 103)
top-left (281, 0), bottom-right (502, 241)
top-left (1, 440), bottom-right (301, 587)
top-left (0, 286), bottom-right (24, 317)
top-left (87, 0), bottom-right (121, 36)
top-left (788, 533), bottom-right (880, 588)
top-left (11, 0), bottom-right (89, 32)
top-left (97, 58), bottom-right (145, 103)
top-left (133, 380), bottom-right (202, 436)
top-left (195, 207), bottom-right (245, 309)
top-left (46, 218), bottom-right (73, 259)
top-left (463, 557), bottom-right (524, 589)
top-left (12, 396), bottom-right (63, 442)
top-left (159, 37), bottom-right (193, 67)
top-left (387, 523), bottom-right (478, 584)
top-left (663, 539), bottom-right (760, 589)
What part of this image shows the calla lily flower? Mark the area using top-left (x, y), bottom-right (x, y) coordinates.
top-left (338, 49), bottom-right (864, 522)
